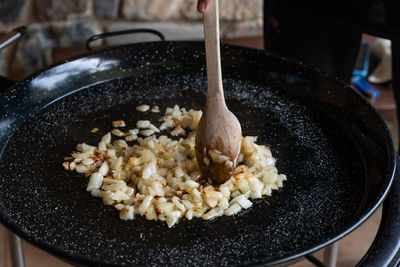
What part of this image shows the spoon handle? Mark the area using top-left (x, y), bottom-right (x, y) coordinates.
top-left (203, 0), bottom-right (225, 103)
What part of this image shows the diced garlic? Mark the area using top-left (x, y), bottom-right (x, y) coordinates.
top-left (140, 129), bottom-right (154, 137)
top-left (112, 120), bottom-right (126, 128)
top-left (185, 209), bottom-right (193, 220)
top-left (80, 143), bottom-right (97, 152)
top-left (87, 172), bottom-right (103, 191)
top-left (75, 164), bottom-right (88, 173)
top-left (202, 208), bottom-right (223, 220)
top-left (224, 203), bottom-right (242, 216)
top-left (230, 195), bottom-right (253, 209)
top-left (120, 206), bottom-right (134, 220)
top-left (82, 158), bottom-right (94, 166)
top-left (114, 203), bottom-right (125, 211)
top-left (151, 105), bottom-right (160, 113)
top-left (98, 161), bottom-right (109, 175)
top-left (111, 129), bottom-right (125, 137)
top-left (170, 126), bottom-right (185, 136)
top-left (107, 149), bottom-right (116, 158)
top-left (125, 135), bottom-right (137, 142)
top-left (129, 129), bottom-right (139, 135)
top-left (136, 105), bottom-right (150, 112)
top-left (142, 162), bottom-right (156, 179)
top-left (166, 212), bottom-right (180, 228)
top-left (149, 124), bottom-right (160, 133)
top-left (237, 179), bottom-right (250, 194)
top-left (159, 121), bottom-right (173, 130)
top-left (98, 141), bottom-right (107, 150)
top-left (182, 200), bottom-right (195, 210)
top-left (137, 120), bottom-right (151, 129)
top-left (101, 132), bottom-right (111, 144)
top-left (175, 168), bottom-right (184, 178)
top-left (112, 191), bottom-right (130, 201)
top-left (172, 197), bottom-right (186, 211)
top-left (91, 189), bottom-right (106, 198)
top-left (184, 180), bottom-right (199, 189)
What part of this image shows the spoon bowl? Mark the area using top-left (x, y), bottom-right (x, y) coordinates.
top-left (195, 99), bottom-right (242, 184)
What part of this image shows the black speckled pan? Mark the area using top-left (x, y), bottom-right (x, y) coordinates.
top-left (0, 42), bottom-right (396, 266)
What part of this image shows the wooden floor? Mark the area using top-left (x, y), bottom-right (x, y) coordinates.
top-left (1, 35), bottom-right (396, 267)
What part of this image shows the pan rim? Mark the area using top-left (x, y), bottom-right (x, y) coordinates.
top-left (0, 41), bottom-right (396, 266)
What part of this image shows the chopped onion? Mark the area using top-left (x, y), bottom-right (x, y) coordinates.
top-left (63, 105), bottom-right (286, 228)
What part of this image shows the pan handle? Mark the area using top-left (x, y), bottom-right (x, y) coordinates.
top-left (85, 29), bottom-right (166, 51)
top-left (0, 26), bottom-right (26, 51)
top-left (0, 26), bottom-right (25, 94)
top-left (357, 156), bottom-right (400, 266)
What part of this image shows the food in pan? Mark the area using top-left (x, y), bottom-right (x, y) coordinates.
top-left (63, 105), bottom-right (286, 227)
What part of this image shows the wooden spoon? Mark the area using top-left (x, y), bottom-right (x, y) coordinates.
top-left (195, 0), bottom-right (242, 184)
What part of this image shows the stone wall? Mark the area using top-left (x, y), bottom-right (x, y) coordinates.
top-left (0, 0), bottom-right (263, 80)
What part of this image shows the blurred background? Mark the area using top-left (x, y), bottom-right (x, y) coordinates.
top-left (0, 0), bottom-right (263, 80)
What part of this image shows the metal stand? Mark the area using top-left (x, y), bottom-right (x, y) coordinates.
top-left (8, 232), bottom-right (25, 267)
top-left (390, 37), bottom-right (400, 152)
top-left (324, 242), bottom-right (339, 267)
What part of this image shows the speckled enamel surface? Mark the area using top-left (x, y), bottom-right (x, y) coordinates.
top-left (0, 42), bottom-right (395, 266)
